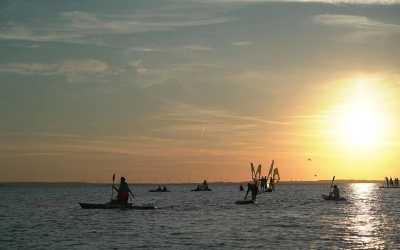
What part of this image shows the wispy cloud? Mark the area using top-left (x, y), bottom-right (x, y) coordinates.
top-left (0, 11), bottom-right (232, 45)
top-left (232, 41), bottom-right (253, 46)
top-left (153, 102), bottom-right (289, 137)
top-left (0, 60), bottom-right (112, 82)
top-left (314, 14), bottom-right (400, 41)
top-left (183, 45), bottom-right (214, 51)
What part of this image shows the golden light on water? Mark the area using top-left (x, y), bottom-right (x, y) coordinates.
top-left (348, 183), bottom-right (384, 248)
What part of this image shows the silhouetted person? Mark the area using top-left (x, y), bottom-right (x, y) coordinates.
top-left (244, 182), bottom-right (258, 201)
top-left (331, 185), bottom-right (340, 200)
top-left (395, 178), bottom-right (399, 187)
top-left (156, 185), bottom-right (162, 191)
top-left (162, 186), bottom-right (167, 191)
top-left (390, 177), bottom-right (394, 187)
top-left (385, 177), bottom-right (389, 187)
top-left (269, 176), bottom-right (275, 191)
top-left (239, 184), bottom-right (244, 191)
top-left (261, 176), bottom-right (267, 191)
top-left (113, 177), bottom-right (134, 205)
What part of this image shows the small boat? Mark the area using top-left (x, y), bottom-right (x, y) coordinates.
top-left (79, 201), bottom-right (157, 210)
top-left (192, 180), bottom-right (211, 192)
top-left (149, 189), bottom-right (170, 192)
top-left (321, 194), bottom-right (346, 201)
top-left (149, 186), bottom-right (170, 192)
top-left (235, 200), bottom-right (255, 205)
top-left (191, 188), bottom-right (212, 192)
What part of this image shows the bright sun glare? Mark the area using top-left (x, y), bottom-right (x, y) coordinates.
top-left (331, 78), bottom-right (388, 149)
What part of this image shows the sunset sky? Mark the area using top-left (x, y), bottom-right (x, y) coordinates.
top-left (1, 0), bottom-right (399, 182)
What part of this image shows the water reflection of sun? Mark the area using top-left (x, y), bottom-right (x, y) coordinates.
top-left (348, 183), bottom-right (384, 248)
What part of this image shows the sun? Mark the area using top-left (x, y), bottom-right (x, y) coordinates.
top-left (338, 100), bottom-right (382, 147)
top-left (330, 78), bottom-right (388, 150)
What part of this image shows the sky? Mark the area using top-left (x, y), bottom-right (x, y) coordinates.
top-left (0, 0), bottom-right (400, 183)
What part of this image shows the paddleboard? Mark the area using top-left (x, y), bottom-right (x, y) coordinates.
top-left (235, 200), bottom-right (255, 205)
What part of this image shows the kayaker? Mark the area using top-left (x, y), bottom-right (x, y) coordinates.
top-left (113, 177), bottom-right (134, 205)
top-left (332, 185), bottom-right (340, 200)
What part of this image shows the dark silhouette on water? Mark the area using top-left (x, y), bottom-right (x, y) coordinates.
top-left (149, 185), bottom-right (170, 192)
top-left (244, 182), bottom-right (258, 201)
top-left (192, 180), bottom-right (212, 191)
top-left (79, 174), bottom-right (156, 209)
top-left (322, 176), bottom-right (346, 201)
top-left (113, 177), bottom-right (134, 206)
top-left (381, 176), bottom-right (400, 188)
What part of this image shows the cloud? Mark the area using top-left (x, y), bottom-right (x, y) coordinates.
top-left (0, 60), bottom-right (112, 81)
top-left (0, 11), bottom-right (232, 45)
top-left (232, 41), bottom-right (253, 46)
top-left (128, 47), bottom-right (162, 53)
top-left (183, 45), bottom-right (214, 51)
top-left (314, 14), bottom-right (400, 34)
top-left (313, 14), bottom-right (400, 42)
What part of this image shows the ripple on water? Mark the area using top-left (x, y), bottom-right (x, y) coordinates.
top-left (1, 183), bottom-right (399, 249)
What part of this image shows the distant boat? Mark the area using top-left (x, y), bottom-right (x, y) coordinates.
top-left (149, 186), bottom-right (170, 192)
top-left (192, 180), bottom-right (211, 192)
top-left (149, 189), bottom-right (170, 192)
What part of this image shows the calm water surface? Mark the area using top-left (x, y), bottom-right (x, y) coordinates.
top-left (1, 183), bottom-right (399, 249)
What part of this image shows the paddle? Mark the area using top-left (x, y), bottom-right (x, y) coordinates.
top-left (329, 176), bottom-right (335, 197)
top-left (111, 173), bottom-right (115, 200)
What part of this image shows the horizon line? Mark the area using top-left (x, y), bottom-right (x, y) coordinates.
top-left (0, 179), bottom-right (385, 185)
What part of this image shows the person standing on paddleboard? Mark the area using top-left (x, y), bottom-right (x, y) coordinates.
top-left (113, 177), bottom-right (134, 205)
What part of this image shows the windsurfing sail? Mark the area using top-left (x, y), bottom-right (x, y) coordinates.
top-left (250, 163), bottom-right (261, 183)
top-left (266, 160), bottom-right (274, 179)
top-left (273, 168), bottom-right (280, 183)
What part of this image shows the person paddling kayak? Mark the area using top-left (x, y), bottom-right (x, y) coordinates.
top-left (330, 184), bottom-right (340, 200)
top-left (113, 177), bottom-right (134, 205)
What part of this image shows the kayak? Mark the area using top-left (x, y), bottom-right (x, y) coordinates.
top-left (149, 189), bottom-right (170, 192)
top-left (235, 200), bottom-right (255, 205)
top-left (79, 202), bottom-right (157, 210)
top-left (322, 194), bottom-right (346, 201)
top-left (191, 188), bottom-right (212, 192)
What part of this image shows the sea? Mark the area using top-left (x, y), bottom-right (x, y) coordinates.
top-left (1, 182), bottom-right (399, 249)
